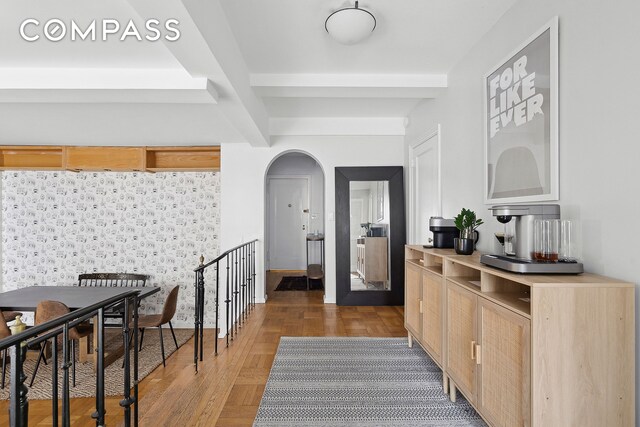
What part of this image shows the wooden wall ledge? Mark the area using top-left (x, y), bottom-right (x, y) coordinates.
top-left (0, 146), bottom-right (221, 172)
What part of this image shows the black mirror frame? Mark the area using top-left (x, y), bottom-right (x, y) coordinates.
top-left (335, 166), bottom-right (406, 306)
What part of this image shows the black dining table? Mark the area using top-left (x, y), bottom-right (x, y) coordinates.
top-left (0, 285), bottom-right (160, 369)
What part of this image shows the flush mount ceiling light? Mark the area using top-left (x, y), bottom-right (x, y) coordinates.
top-left (325, 1), bottom-right (376, 45)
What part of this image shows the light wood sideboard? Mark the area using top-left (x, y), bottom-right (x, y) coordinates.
top-left (404, 245), bottom-right (635, 427)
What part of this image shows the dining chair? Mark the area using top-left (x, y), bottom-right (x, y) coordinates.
top-left (78, 273), bottom-right (149, 328)
top-left (135, 285), bottom-right (180, 367)
top-left (0, 312), bottom-right (11, 389)
top-left (29, 301), bottom-right (92, 387)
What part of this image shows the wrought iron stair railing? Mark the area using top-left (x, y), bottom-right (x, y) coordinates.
top-left (0, 290), bottom-right (141, 427)
top-left (193, 239), bottom-right (258, 371)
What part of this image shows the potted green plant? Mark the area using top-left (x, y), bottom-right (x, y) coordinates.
top-left (453, 208), bottom-right (483, 255)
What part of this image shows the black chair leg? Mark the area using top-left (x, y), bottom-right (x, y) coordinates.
top-left (29, 342), bottom-right (47, 387)
top-left (168, 321), bottom-right (178, 350)
top-left (1, 349), bottom-right (7, 389)
top-left (158, 326), bottom-right (165, 367)
top-left (139, 328), bottom-right (145, 351)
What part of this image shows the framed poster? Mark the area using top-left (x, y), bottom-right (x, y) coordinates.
top-left (484, 17), bottom-right (559, 204)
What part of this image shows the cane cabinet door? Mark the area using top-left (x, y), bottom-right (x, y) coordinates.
top-left (405, 262), bottom-right (422, 337)
top-left (446, 281), bottom-right (478, 403)
top-left (421, 270), bottom-right (443, 364)
top-left (477, 299), bottom-right (531, 427)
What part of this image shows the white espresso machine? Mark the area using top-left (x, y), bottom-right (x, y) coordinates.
top-left (480, 204), bottom-right (583, 274)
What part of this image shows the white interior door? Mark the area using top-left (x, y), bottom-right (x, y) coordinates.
top-left (267, 177), bottom-right (309, 270)
top-left (409, 126), bottom-right (442, 244)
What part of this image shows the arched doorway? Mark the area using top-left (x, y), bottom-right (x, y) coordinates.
top-left (264, 151), bottom-right (325, 299)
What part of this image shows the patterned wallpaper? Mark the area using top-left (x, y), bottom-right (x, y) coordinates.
top-left (1, 171), bottom-right (220, 328)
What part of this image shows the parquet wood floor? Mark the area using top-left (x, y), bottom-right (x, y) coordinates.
top-left (0, 271), bottom-right (405, 426)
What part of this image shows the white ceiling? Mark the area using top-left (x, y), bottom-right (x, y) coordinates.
top-left (0, 0), bottom-right (518, 146)
top-left (220, 0), bottom-right (517, 74)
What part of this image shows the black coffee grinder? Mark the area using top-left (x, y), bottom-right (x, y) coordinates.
top-left (427, 217), bottom-right (458, 248)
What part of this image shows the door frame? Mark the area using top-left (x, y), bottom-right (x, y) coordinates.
top-left (408, 124), bottom-right (442, 244)
top-left (335, 166), bottom-right (406, 306)
top-left (265, 175), bottom-right (311, 270)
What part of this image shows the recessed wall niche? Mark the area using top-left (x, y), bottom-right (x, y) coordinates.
top-left (1, 170), bottom-right (220, 327)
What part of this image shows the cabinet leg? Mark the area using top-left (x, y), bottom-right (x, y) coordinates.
top-left (442, 373), bottom-right (449, 394)
top-left (449, 381), bottom-right (456, 402)
top-left (407, 332), bottom-right (413, 348)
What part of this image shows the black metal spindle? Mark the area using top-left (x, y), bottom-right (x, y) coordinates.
top-left (52, 336), bottom-right (58, 427)
top-left (193, 265), bottom-right (200, 371)
top-left (252, 241), bottom-right (256, 307)
top-left (231, 250), bottom-right (235, 335)
top-left (248, 243), bottom-right (252, 309)
top-left (121, 297), bottom-right (132, 427)
top-left (248, 243), bottom-right (252, 311)
top-left (232, 250), bottom-right (236, 331)
top-left (229, 251), bottom-right (234, 341)
top-left (225, 256), bottom-right (231, 347)
top-left (246, 245), bottom-right (249, 317)
top-left (239, 246), bottom-right (243, 324)
top-left (93, 307), bottom-right (105, 426)
top-left (133, 294), bottom-right (139, 427)
top-left (62, 324), bottom-right (70, 427)
top-left (71, 340), bottom-right (76, 388)
top-left (236, 249), bottom-right (240, 329)
top-left (245, 245), bottom-right (249, 316)
top-left (214, 262), bottom-right (220, 355)
top-left (9, 342), bottom-right (28, 427)
top-left (234, 249), bottom-right (239, 334)
top-left (241, 246), bottom-right (246, 323)
top-left (197, 269), bottom-right (205, 362)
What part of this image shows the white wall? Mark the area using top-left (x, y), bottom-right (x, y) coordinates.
top-left (404, 0), bottom-right (640, 417)
top-left (221, 136), bottom-right (405, 304)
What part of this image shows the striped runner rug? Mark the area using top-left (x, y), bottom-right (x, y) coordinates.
top-left (254, 337), bottom-right (486, 427)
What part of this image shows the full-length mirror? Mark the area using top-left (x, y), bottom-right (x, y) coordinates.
top-left (336, 167), bottom-right (405, 306)
top-left (350, 181), bottom-right (391, 291)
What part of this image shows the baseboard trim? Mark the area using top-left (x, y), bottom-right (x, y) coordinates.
top-left (323, 295), bottom-right (336, 304)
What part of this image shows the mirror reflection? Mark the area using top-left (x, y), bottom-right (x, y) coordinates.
top-left (349, 181), bottom-right (391, 291)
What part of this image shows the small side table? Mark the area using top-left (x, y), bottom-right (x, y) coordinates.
top-left (306, 233), bottom-right (325, 290)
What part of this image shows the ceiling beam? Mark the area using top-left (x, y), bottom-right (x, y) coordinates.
top-left (0, 68), bottom-right (218, 103)
top-left (126, 0), bottom-right (270, 147)
top-left (251, 73), bottom-right (448, 98)
top-left (270, 117), bottom-right (407, 137)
